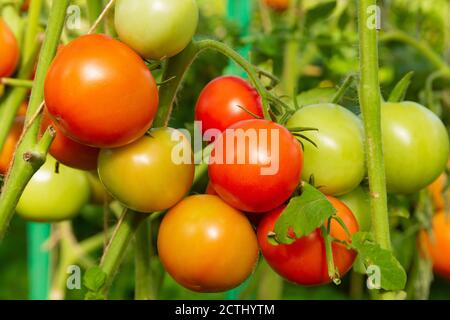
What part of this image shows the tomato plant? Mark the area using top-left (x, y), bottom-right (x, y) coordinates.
top-left (98, 127), bottom-right (194, 213)
top-left (382, 102), bottom-right (450, 194)
top-left (257, 196), bottom-right (359, 286)
top-left (419, 211), bottom-right (450, 280)
top-left (115, 0), bottom-right (199, 60)
top-left (44, 34), bottom-right (159, 148)
top-left (16, 156), bottom-right (91, 222)
top-left (195, 76), bottom-right (263, 135)
top-left (0, 19), bottom-right (19, 77)
top-left (41, 111), bottom-right (99, 171)
top-left (0, 117), bottom-right (23, 174)
top-left (157, 195), bottom-right (259, 292)
top-left (209, 119), bottom-right (303, 213)
top-left (287, 103), bottom-right (366, 196)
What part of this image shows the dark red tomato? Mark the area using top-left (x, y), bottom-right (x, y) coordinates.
top-left (44, 34), bottom-right (159, 148)
top-left (257, 196), bottom-right (359, 286)
top-left (0, 19), bottom-right (19, 77)
top-left (208, 119), bottom-right (303, 213)
top-left (195, 76), bottom-right (263, 137)
top-left (40, 111), bottom-right (99, 171)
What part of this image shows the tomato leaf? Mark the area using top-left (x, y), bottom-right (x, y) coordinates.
top-left (273, 183), bottom-right (336, 245)
top-left (295, 87), bottom-right (338, 108)
top-left (84, 266), bottom-right (107, 292)
top-left (350, 232), bottom-right (407, 291)
top-left (388, 71), bottom-right (414, 102)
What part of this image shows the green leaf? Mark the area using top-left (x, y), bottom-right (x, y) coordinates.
top-left (295, 87), bottom-right (338, 108)
top-left (83, 267), bottom-right (107, 292)
top-left (273, 184), bottom-right (336, 245)
top-left (350, 232), bottom-right (407, 291)
top-left (388, 71), bottom-right (414, 102)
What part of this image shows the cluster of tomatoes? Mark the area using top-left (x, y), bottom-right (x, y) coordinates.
top-left (1, 0), bottom-right (450, 294)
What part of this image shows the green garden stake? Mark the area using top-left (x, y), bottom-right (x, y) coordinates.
top-left (27, 223), bottom-right (51, 300)
top-left (225, 0), bottom-right (253, 301)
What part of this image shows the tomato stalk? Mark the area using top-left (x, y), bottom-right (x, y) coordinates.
top-left (0, 77), bottom-right (33, 88)
top-left (0, 0), bottom-right (42, 155)
top-left (134, 220), bottom-right (155, 300)
top-left (86, 0), bottom-right (106, 34)
top-left (0, 0), bottom-right (69, 240)
top-left (358, 0), bottom-right (391, 249)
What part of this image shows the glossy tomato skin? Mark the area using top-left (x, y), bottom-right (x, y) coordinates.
top-left (338, 186), bottom-right (371, 232)
top-left (16, 156), bottom-right (91, 222)
top-left (44, 34), bottom-right (159, 148)
top-left (208, 119), bottom-right (303, 213)
top-left (287, 103), bottom-right (365, 196)
top-left (41, 112), bottom-right (99, 171)
top-left (257, 196), bottom-right (359, 286)
top-left (98, 127), bottom-right (194, 213)
top-left (0, 117), bottom-right (23, 174)
top-left (115, 0), bottom-right (198, 60)
top-left (419, 211), bottom-right (450, 279)
top-left (0, 19), bottom-right (19, 77)
top-left (382, 102), bottom-right (449, 194)
top-left (195, 76), bottom-right (263, 135)
top-left (157, 195), bottom-right (259, 292)
top-left (264, 0), bottom-right (289, 11)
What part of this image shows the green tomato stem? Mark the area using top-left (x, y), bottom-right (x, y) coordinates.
top-left (0, 78), bottom-right (33, 88)
top-left (331, 74), bottom-right (355, 104)
top-left (0, 0), bottom-right (69, 240)
top-left (358, 0), bottom-right (391, 251)
top-left (0, 0), bottom-right (42, 155)
top-left (321, 224), bottom-right (339, 284)
top-left (96, 210), bottom-right (148, 298)
top-left (134, 219), bottom-right (154, 300)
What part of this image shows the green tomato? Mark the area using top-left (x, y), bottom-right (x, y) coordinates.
top-left (114, 0), bottom-right (199, 60)
top-left (98, 127), bottom-right (195, 213)
top-left (286, 103), bottom-right (365, 196)
top-left (338, 186), bottom-right (371, 232)
top-left (17, 156), bottom-right (90, 222)
top-left (382, 101), bottom-right (449, 194)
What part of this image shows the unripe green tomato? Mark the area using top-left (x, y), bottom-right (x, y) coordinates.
top-left (287, 103), bottom-right (365, 196)
top-left (338, 186), bottom-right (371, 232)
top-left (17, 156), bottom-right (91, 222)
top-left (114, 0), bottom-right (199, 60)
top-left (98, 128), bottom-right (195, 213)
top-left (382, 102), bottom-right (450, 194)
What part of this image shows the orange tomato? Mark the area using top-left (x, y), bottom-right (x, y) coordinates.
top-left (0, 19), bottom-right (20, 77)
top-left (0, 117), bottom-right (24, 174)
top-left (157, 195), bottom-right (259, 292)
top-left (44, 34), bottom-right (159, 148)
top-left (419, 211), bottom-right (450, 280)
top-left (428, 174), bottom-right (448, 212)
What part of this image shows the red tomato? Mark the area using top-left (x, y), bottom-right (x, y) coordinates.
top-left (205, 182), bottom-right (217, 195)
top-left (257, 196), bottom-right (359, 285)
top-left (208, 119), bottom-right (303, 213)
top-left (0, 117), bottom-right (23, 174)
top-left (195, 76), bottom-right (263, 136)
top-left (40, 111), bottom-right (99, 171)
top-left (0, 19), bottom-right (20, 77)
top-left (44, 34), bottom-right (159, 148)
